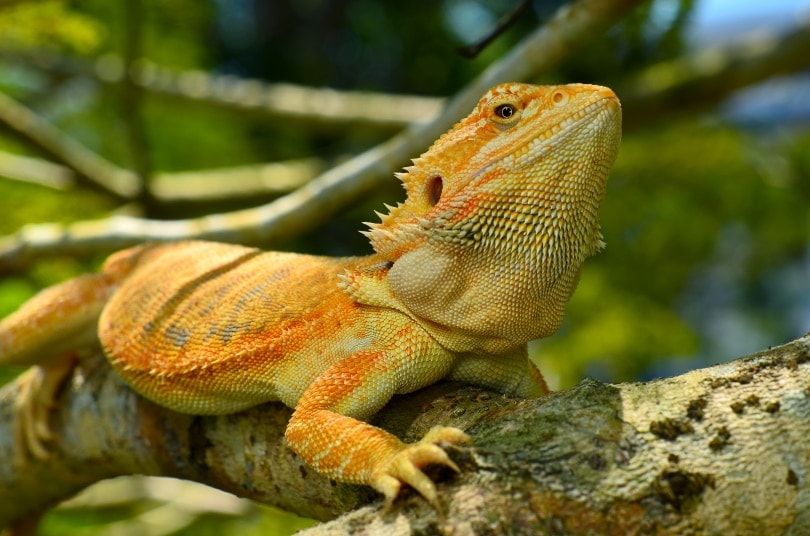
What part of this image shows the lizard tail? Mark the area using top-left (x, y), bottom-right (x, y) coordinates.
top-left (0, 243), bottom-right (161, 367)
top-left (0, 273), bottom-right (115, 367)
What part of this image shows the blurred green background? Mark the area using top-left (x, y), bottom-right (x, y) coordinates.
top-left (0, 0), bottom-right (807, 533)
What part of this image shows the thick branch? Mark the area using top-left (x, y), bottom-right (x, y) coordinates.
top-left (0, 0), bottom-right (643, 272)
top-left (0, 336), bottom-right (807, 533)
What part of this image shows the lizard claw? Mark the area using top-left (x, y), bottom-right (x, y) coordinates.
top-left (373, 426), bottom-right (471, 510)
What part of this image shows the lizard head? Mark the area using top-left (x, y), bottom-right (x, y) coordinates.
top-left (364, 83), bottom-right (622, 347)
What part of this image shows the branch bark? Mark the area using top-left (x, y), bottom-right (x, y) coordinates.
top-left (0, 335), bottom-right (808, 534)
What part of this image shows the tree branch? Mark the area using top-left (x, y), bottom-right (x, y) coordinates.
top-left (0, 149), bottom-right (73, 190)
top-left (121, 0), bottom-right (154, 209)
top-left (0, 0), bottom-right (644, 272)
top-left (148, 158), bottom-right (325, 204)
top-left (1, 335), bottom-right (807, 533)
top-left (0, 89), bottom-right (140, 200)
top-left (0, 12), bottom-right (803, 195)
top-left (0, 149), bottom-right (324, 204)
top-left (1, 51), bottom-right (445, 130)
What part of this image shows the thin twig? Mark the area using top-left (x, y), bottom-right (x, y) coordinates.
top-left (121, 0), bottom-right (152, 208)
top-left (0, 150), bottom-right (73, 189)
top-left (457, 0), bottom-right (532, 59)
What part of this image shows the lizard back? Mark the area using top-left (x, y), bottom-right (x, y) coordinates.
top-left (99, 241), bottom-right (372, 413)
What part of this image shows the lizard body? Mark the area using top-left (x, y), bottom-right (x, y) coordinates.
top-left (0, 83), bottom-right (621, 508)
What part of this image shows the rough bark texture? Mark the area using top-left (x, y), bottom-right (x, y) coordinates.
top-left (0, 335), bottom-right (808, 534)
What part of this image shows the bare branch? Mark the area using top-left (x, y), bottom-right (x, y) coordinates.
top-left (1, 335), bottom-right (807, 533)
top-left (0, 89), bottom-right (140, 200)
top-left (0, 150), bottom-right (73, 190)
top-left (149, 158), bottom-right (325, 203)
top-left (457, 0), bottom-right (532, 59)
top-left (0, 0), bottom-right (644, 272)
top-left (1, 52), bottom-right (445, 130)
top-left (0, 150), bottom-right (324, 203)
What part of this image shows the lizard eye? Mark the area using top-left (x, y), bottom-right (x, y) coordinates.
top-left (428, 176), bottom-right (443, 206)
top-left (494, 103), bottom-right (516, 119)
top-left (491, 101), bottom-right (521, 125)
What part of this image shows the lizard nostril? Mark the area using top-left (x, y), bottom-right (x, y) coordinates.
top-left (428, 176), bottom-right (443, 206)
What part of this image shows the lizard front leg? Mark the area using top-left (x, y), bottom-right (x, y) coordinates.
top-left (448, 345), bottom-right (549, 398)
top-left (285, 339), bottom-right (467, 509)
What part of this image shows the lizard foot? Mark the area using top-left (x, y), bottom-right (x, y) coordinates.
top-left (372, 426), bottom-right (471, 511)
top-left (13, 359), bottom-right (75, 465)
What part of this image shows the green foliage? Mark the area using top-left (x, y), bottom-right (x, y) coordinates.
top-left (0, 1), bottom-right (105, 55)
top-left (534, 268), bottom-right (699, 389)
top-left (0, 179), bottom-right (113, 237)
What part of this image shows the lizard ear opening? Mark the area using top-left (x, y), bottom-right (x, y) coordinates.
top-left (428, 176), bottom-right (443, 206)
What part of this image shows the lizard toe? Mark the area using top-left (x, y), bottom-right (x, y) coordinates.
top-left (422, 425), bottom-right (471, 446)
top-left (372, 426), bottom-right (469, 510)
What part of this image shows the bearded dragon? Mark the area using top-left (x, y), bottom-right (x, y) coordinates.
top-left (0, 83), bottom-right (621, 509)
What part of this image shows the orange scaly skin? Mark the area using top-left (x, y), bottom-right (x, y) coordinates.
top-left (0, 83), bottom-right (622, 508)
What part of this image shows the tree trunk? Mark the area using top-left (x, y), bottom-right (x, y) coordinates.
top-left (0, 335), bottom-right (808, 534)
